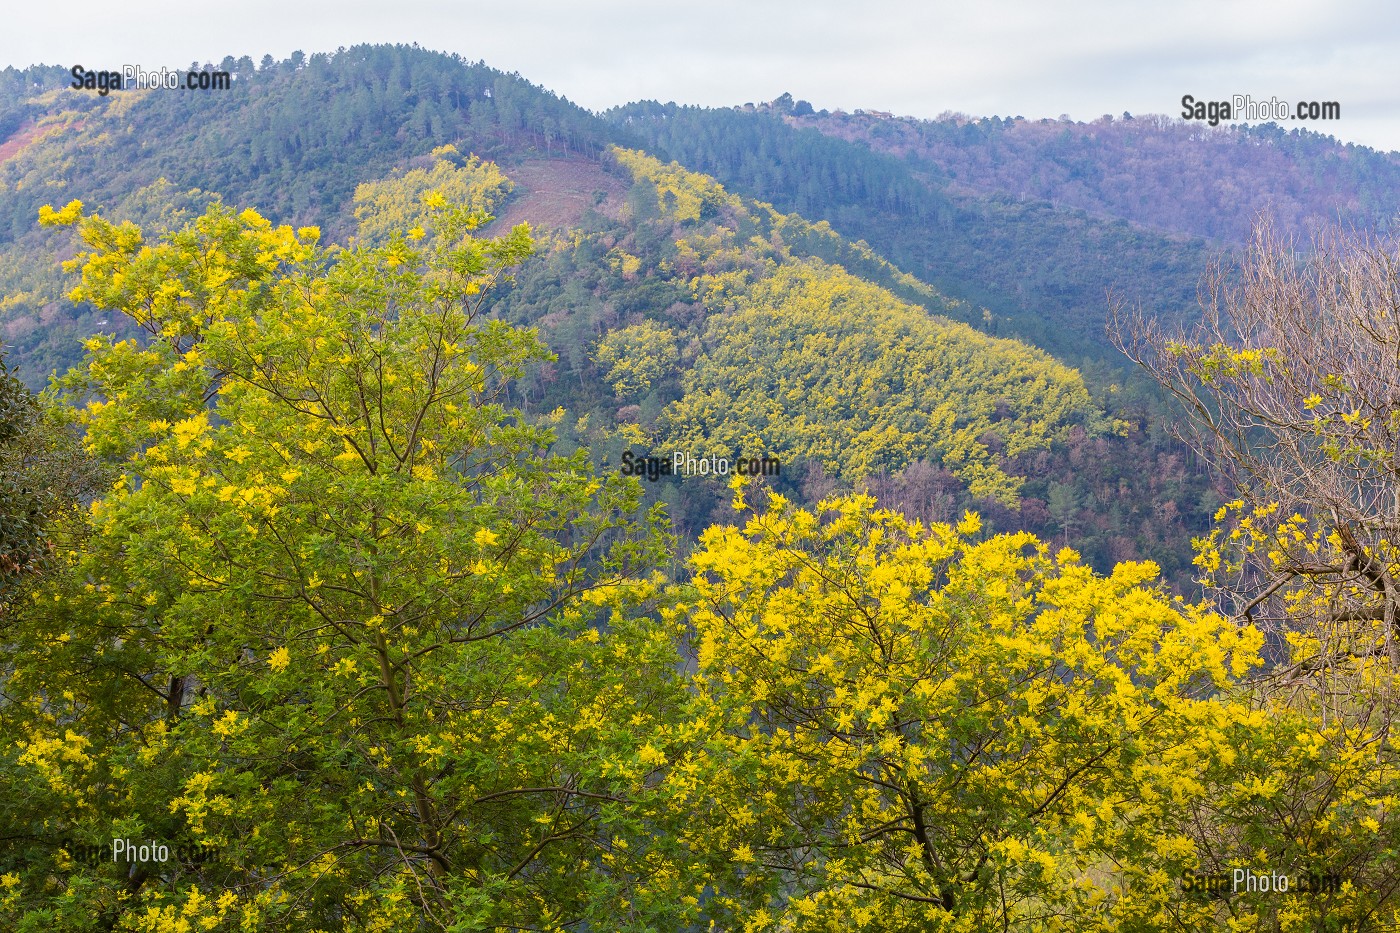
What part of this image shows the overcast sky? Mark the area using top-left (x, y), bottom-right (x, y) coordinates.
top-left (6, 0), bottom-right (1399, 151)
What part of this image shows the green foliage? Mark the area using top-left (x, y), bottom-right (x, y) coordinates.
top-left (0, 198), bottom-right (694, 930)
top-left (0, 352), bottom-right (94, 605)
top-left (0, 358), bottom-right (49, 595)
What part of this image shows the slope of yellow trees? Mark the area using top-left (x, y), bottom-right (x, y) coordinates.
top-left (603, 149), bottom-right (1107, 505)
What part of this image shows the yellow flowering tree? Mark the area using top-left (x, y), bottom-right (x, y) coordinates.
top-left (674, 488), bottom-right (1272, 931)
top-left (0, 191), bottom-right (693, 931)
top-left (1115, 221), bottom-right (1400, 679)
top-left (1114, 220), bottom-right (1400, 930)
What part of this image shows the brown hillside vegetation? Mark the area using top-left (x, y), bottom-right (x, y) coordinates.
top-left (0, 121), bottom-right (44, 165)
top-left (491, 156), bottom-right (628, 231)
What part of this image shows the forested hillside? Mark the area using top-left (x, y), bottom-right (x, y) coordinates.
top-left (488, 149), bottom-right (1102, 499)
top-left (0, 46), bottom-right (1224, 581)
top-left (464, 147), bottom-right (1211, 577)
top-left (0, 49), bottom-right (611, 235)
top-left (607, 100), bottom-right (1213, 369)
top-left (608, 100), bottom-right (1400, 374)
top-left (802, 107), bottom-right (1400, 243)
top-left (0, 46), bottom-right (625, 381)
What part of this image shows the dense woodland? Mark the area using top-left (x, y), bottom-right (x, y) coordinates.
top-left (608, 100), bottom-right (1211, 370)
top-left (802, 108), bottom-right (1400, 243)
top-left (2, 46), bottom-right (1400, 931)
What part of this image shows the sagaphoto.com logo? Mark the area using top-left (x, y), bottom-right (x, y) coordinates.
top-left (71, 64), bottom-right (232, 96)
top-left (1181, 93), bottom-right (1340, 127)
